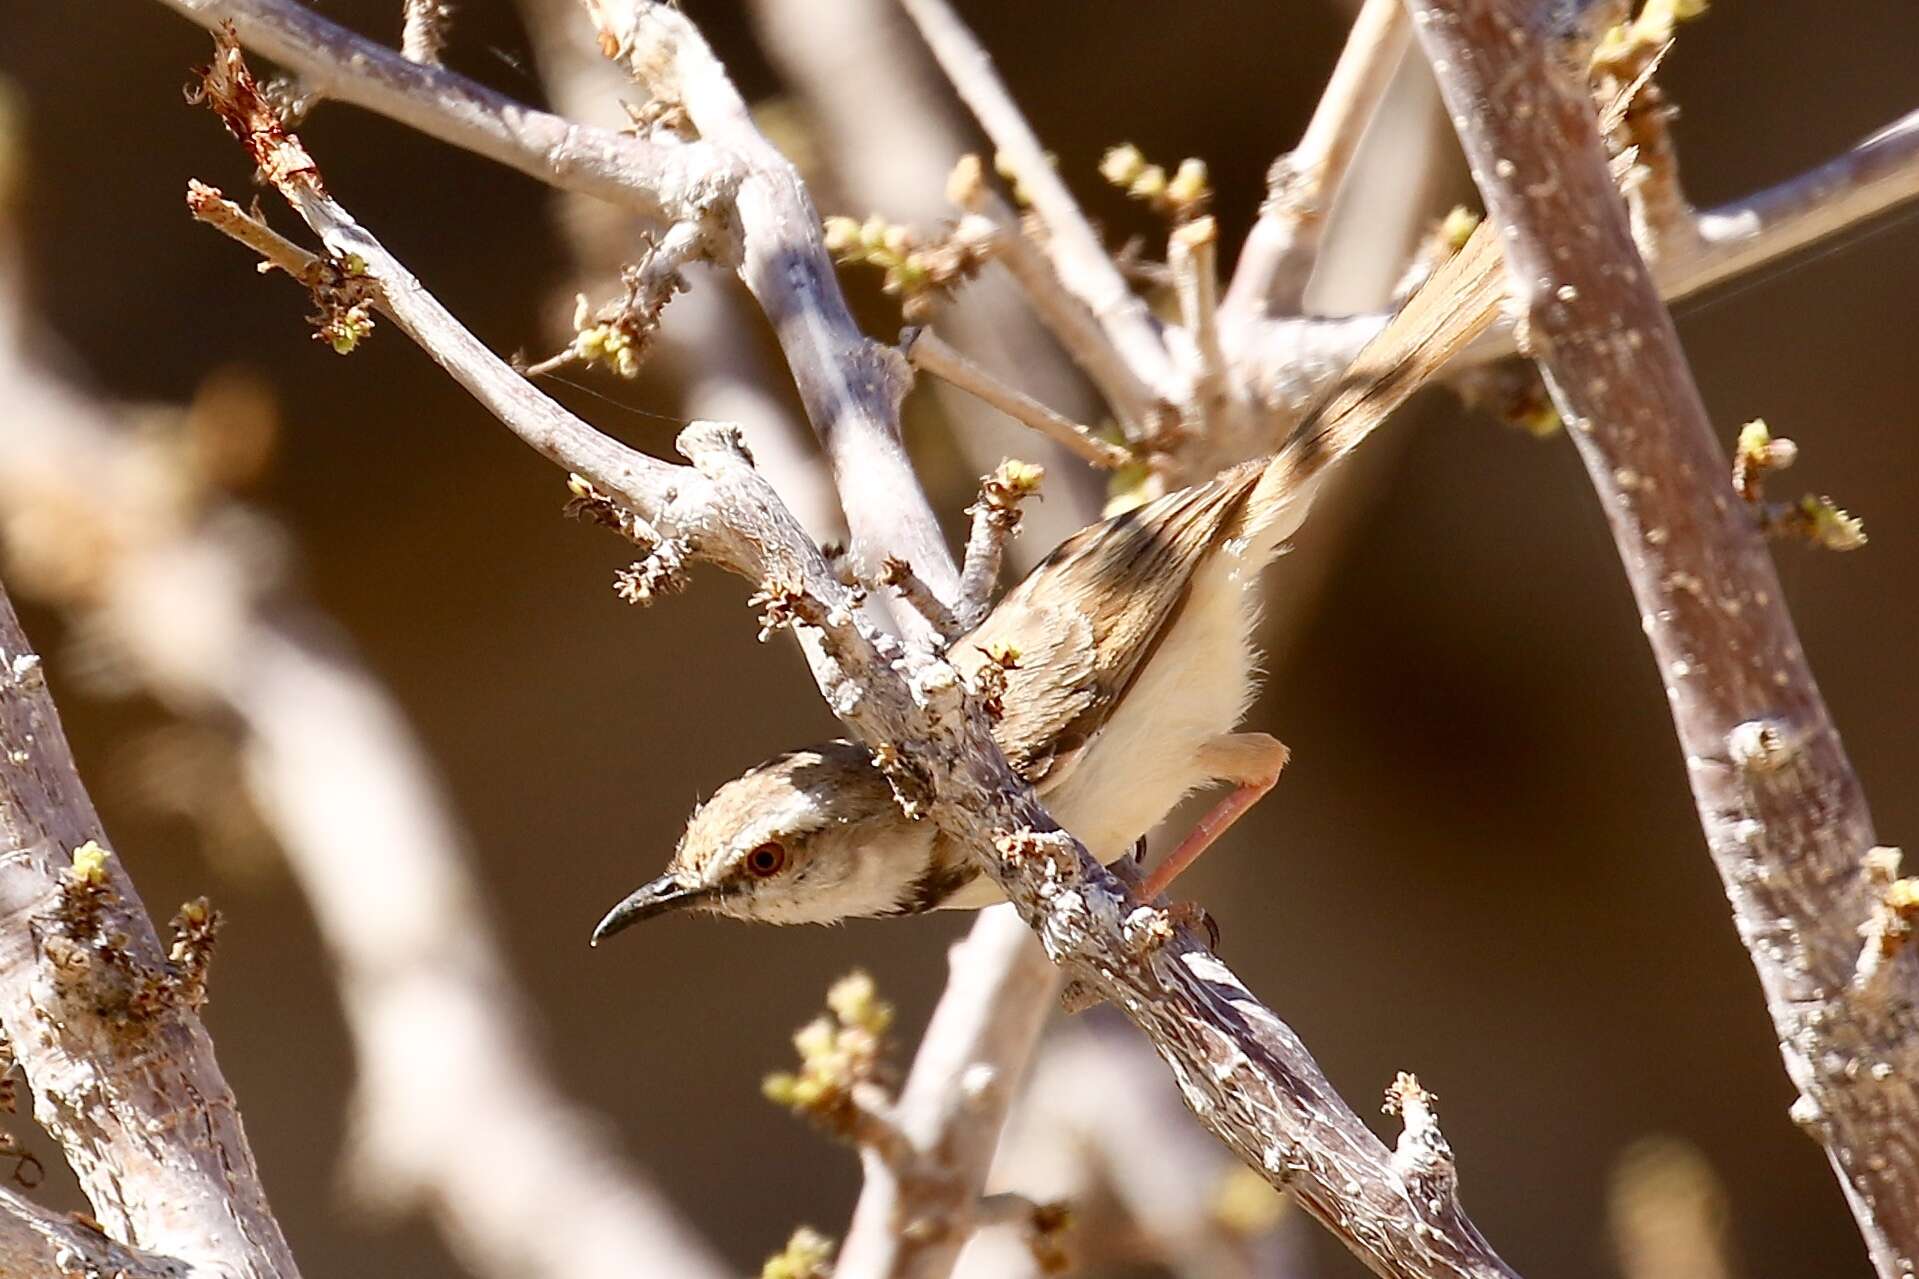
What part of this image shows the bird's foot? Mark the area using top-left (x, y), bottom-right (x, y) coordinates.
top-left (1161, 899), bottom-right (1220, 950)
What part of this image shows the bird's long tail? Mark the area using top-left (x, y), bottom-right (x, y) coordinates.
top-left (1239, 221), bottom-right (1511, 546)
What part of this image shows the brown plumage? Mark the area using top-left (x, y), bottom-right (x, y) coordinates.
top-left (593, 222), bottom-right (1510, 936)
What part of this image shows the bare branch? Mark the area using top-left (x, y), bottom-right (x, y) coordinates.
top-left (1222, 0), bottom-right (1411, 320)
top-left (236, 628), bottom-right (730, 1279)
top-left (882, 557), bottom-right (963, 644)
top-left (0, 1187), bottom-right (188, 1279)
top-left (1678, 107), bottom-right (1919, 302)
top-left (1170, 216), bottom-right (1240, 438)
top-left (954, 459), bottom-right (1046, 635)
top-left (184, 179), bottom-right (319, 275)
top-left (742, 11), bottom-right (1110, 1274)
top-left (0, 592), bottom-right (300, 1279)
top-left (895, 0), bottom-right (1181, 404)
top-left (950, 205), bottom-right (1163, 435)
top-left (839, 911), bottom-right (1056, 1279)
top-left (154, 0), bottom-right (741, 232)
top-left (1606, 1137), bottom-right (1736, 1279)
top-left (962, 1022), bottom-right (1310, 1279)
top-left (1408, 4), bottom-right (1919, 1274)
top-left (195, 32), bottom-right (1527, 1279)
top-left (1238, 105), bottom-right (1919, 414)
top-left (583, 0), bottom-right (960, 620)
top-left (507, 0), bottom-right (846, 544)
top-left (901, 326), bottom-right (1129, 469)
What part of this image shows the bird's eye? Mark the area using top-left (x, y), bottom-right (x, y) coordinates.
top-left (745, 841), bottom-right (786, 877)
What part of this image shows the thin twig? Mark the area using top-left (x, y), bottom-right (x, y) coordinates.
top-left (901, 326), bottom-right (1129, 469)
top-left (951, 206), bottom-right (1162, 435)
top-left (1679, 107), bottom-right (1919, 302)
top-left (510, 0), bottom-right (846, 544)
top-left (896, 0), bottom-right (1181, 405)
top-left (882, 556), bottom-right (963, 643)
top-left (1169, 216), bottom-right (1237, 437)
top-left (1409, 4), bottom-right (1919, 1275)
top-left (184, 179), bottom-right (319, 275)
top-left (1221, 0), bottom-right (1410, 321)
top-left (155, 0), bottom-right (742, 232)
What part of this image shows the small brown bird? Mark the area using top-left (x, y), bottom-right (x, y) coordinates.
top-left (594, 225), bottom-right (1507, 939)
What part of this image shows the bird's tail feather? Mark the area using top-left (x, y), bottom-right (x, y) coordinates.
top-left (1241, 222), bottom-right (1510, 547)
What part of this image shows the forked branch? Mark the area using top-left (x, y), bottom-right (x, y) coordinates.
top-left (1408, 3), bottom-right (1919, 1274)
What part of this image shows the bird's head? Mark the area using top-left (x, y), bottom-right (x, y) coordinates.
top-left (591, 741), bottom-right (944, 940)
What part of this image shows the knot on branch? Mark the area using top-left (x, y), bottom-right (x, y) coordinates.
top-left (1383, 1071), bottom-right (1458, 1200)
top-left (615, 548), bottom-right (689, 605)
top-left (1123, 904), bottom-right (1177, 953)
top-left (1852, 846), bottom-right (1919, 999)
top-left (965, 638), bottom-right (1020, 720)
top-left (749, 573), bottom-right (825, 641)
top-left (995, 829), bottom-right (1077, 886)
top-left (969, 459), bottom-right (1045, 534)
top-left (868, 743), bottom-right (934, 822)
top-left (301, 252), bottom-right (378, 355)
top-left (677, 420), bottom-right (758, 475)
top-left (1727, 719), bottom-right (1797, 775)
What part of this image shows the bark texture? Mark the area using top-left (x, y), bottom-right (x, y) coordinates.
top-left (1407, 3), bottom-right (1919, 1275)
top-left (0, 591), bottom-right (299, 1279)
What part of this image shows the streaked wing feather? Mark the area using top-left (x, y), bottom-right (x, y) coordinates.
top-left (953, 465), bottom-right (1260, 789)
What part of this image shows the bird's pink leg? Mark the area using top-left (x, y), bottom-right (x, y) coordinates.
top-left (1139, 732), bottom-right (1290, 901)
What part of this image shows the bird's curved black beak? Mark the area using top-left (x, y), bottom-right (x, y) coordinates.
top-left (590, 874), bottom-right (711, 946)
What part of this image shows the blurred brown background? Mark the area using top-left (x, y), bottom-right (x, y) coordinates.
top-left (4, 1), bottom-right (1918, 1275)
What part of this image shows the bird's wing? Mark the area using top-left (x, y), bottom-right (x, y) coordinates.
top-left (952, 463), bottom-right (1260, 789)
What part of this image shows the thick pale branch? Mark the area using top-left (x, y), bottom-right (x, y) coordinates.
top-left (232, 629), bottom-right (729, 1279)
top-left (583, 0), bottom-right (960, 619)
top-left (0, 592), bottom-right (300, 1279)
top-left (1222, 0), bottom-right (1411, 320)
top-left (6, 235), bottom-right (725, 1279)
top-left (1408, 4), bottom-right (1918, 1275)
top-left (839, 910), bottom-right (1052, 1279)
top-left (1239, 105), bottom-right (1919, 410)
top-left (742, 9), bottom-right (1107, 1274)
